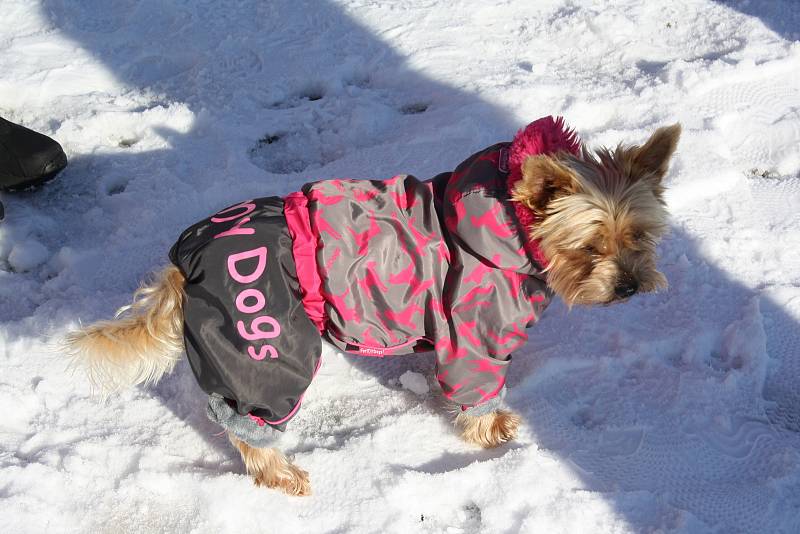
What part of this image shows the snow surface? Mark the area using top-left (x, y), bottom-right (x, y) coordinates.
top-left (399, 371), bottom-right (431, 397)
top-left (1, 0), bottom-right (800, 532)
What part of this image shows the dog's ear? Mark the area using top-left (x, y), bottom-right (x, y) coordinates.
top-left (628, 123), bottom-right (681, 183)
top-left (513, 154), bottom-right (581, 212)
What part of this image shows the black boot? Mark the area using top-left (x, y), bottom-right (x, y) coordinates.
top-left (0, 117), bottom-right (68, 192)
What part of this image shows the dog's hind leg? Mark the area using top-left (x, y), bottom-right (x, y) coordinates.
top-left (455, 410), bottom-right (521, 448)
top-left (228, 433), bottom-right (311, 496)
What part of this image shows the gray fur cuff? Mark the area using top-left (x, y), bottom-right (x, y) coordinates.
top-left (461, 387), bottom-right (507, 417)
top-left (206, 394), bottom-right (277, 449)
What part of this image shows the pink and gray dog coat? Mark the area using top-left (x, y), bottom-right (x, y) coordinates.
top-left (169, 116), bottom-right (581, 444)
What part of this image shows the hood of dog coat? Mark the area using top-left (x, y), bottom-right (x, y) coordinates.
top-left (438, 115), bottom-right (581, 276)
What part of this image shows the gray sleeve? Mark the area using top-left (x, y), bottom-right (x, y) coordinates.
top-left (459, 386), bottom-right (507, 417)
top-left (207, 394), bottom-right (278, 449)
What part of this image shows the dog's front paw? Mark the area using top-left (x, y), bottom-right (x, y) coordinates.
top-left (229, 434), bottom-right (312, 497)
top-left (456, 409), bottom-right (520, 448)
top-left (254, 462), bottom-right (311, 497)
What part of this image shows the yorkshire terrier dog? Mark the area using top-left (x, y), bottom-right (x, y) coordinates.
top-left (65, 116), bottom-right (680, 496)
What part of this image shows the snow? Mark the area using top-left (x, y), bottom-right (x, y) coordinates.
top-left (399, 371), bottom-right (430, 396)
top-left (7, 239), bottom-right (49, 272)
top-left (1, 0), bottom-right (799, 532)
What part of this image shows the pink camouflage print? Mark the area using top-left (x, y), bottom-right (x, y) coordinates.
top-left (283, 116), bottom-right (581, 408)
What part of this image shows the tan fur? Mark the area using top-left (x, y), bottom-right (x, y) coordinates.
top-left (456, 410), bottom-right (521, 448)
top-left (513, 124), bottom-right (681, 306)
top-left (627, 123), bottom-right (683, 186)
top-left (228, 433), bottom-right (311, 496)
top-left (515, 155), bottom-right (580, 212)
top-left (64, 265), bottom-right (185, 392)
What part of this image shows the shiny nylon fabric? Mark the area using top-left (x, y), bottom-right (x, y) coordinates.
top-left (299, 143), bottom-right (551, 407)
top-left (169, 197), bottom-right (321, 430)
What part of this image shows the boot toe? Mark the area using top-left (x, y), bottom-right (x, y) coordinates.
top-left (0, 117), bottom-right (68, 191)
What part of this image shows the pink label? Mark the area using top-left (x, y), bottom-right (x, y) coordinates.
top-left (211, 200), bottom-right (256, 223)
top-left (237, 315), bottom-right (281, 341)
top-left (214, 216), bottom-right (256, 239)
top-left (209, 201), bottom-right (281, 361)
top-left (227, 247), bottom-right (268, 284)
top-left (235, 288), bottom-right (266, 314)
top-left (248, 344), bottom-right (278, 360)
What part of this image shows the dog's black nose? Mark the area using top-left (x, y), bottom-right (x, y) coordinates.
top-left (614, 279), bottom-right (638, 299)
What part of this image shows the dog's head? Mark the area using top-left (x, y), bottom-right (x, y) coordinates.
top-left (512, 124), bottom-right (681, 306)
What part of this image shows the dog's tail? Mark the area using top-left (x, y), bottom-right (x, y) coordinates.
top-left (65, 265), bottom-right (185, 392)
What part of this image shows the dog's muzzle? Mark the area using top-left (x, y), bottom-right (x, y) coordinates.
top-left (614, 275), bottom-right (639, 299)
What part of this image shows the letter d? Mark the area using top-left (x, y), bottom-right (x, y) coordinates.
top-left (227, 246), bottom-right (268, 284)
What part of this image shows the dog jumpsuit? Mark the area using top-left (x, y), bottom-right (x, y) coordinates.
top-left (169, 116), bottom-right (581, 442)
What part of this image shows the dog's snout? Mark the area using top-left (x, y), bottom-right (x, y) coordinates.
top-left (614, 277), bottom-right (638, 299)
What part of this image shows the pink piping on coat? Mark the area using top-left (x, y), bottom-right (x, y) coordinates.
top-left (507, 115), bottom-right (582, 269)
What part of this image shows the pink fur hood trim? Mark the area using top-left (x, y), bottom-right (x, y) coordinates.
top-left (507, 116), bottom-right (582, 268)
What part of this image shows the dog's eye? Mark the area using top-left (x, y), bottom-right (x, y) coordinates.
top-left (582, 244), bottom-right (597, 255)
top-left (632, 230), bottom-right (647, 242)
